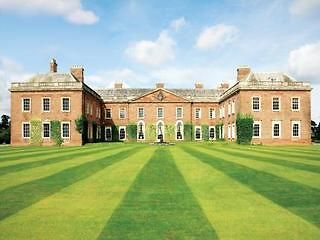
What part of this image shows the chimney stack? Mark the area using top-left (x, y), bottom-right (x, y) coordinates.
top-left (237, 65), bottom-right (251, 81)
top-left (114, 82), bottom-right (123, 89)
top-left (70, 65), bottom-right (84, 82)
top-left (195, 83), bottom-right (203, 90)
top-left (50, 58), bottom-right (57, 73)
top-left (156, 83), bottom-right (165, 89)
top-left (218, 82), bottom-right (230, 93)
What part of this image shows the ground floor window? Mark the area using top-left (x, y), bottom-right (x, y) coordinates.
top-left (105, 126), bottom-right (112, 141)
top-left (253, 121), bottom-right (261, 138)
top-left (137, 121), bottom-right (145, 140)
top-left (272, 121), bottom-right (281, 138)
top-left (119, 126), bottom-right (126, 140)
top-left (228, 125), bottom-right (231, 139)
top-left (176, 121), bottom-right (184, 140)
top-left (292, 121), bottom-right (300, 138)
top-left (231, 123), bottom-right (235, 139)
top-left (42, 122), bottom-right (50, 138)
top-left (61, 122), bottom-right (70, 139)
top-left (22, 122), bottom-right (30, 138)
top-left (156, 121), bottom-right (164, 142)
top-left (195, 126), bottom-right (202, 140)
top-left (209, 126), bottom-right (215, 140)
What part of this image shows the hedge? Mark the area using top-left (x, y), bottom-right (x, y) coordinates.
top-left (50, 120), bottom-right (62, 146)
top-left (236, 113), bottom-right (254, 144)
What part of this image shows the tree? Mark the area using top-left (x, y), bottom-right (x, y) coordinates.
top-left (0, 114), bottom-right (10, 144)
top-left (1, 115), bottom-right (10, 129)
top-left (311, 120), bottom-right (317, 139)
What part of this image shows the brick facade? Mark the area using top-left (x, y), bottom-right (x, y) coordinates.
top-left (9, 60), bottom-right (312, 145)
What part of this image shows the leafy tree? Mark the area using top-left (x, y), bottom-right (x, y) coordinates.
top-left (0, 115), bottom-right (10, 144)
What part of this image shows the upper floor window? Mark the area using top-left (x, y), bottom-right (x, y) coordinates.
top-left (42, 122), bottom-right (50, 138)
top-left (62, 97), bottom-right (70, 112)
top-left (292, 97), bottom-right (300, 111)
top-left (119, 108), bottom-right (126, 119)
top-left (157, 107), bottom-right (164, 118)
top-left (272, 97), bottom-right (280, 111)
top-left (22, 98), bottom-right (31, 112)
top-left (231, 101), bottom-right (235, 114)
top-left (252, 97), bottom-right (260, 111)
top-left (96, 107), bottom-right (101, 118)
top-left (195, 108), bottom-right (201, 119)
top-left (176, 107), bottom-right (183, 119)
top-left (22, 122), bottom-right (30, 138)
top-left (105, 108), bottom-right (112, 119)
top-left (42, 98), bottom-right (50, 112)
top-left (138, 107), bottom-right (144, 118)
top-left (209, 108), bottom-right (215, 119)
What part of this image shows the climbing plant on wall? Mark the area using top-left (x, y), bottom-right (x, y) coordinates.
top-left (92, 121), bottom-right (97, 142)
top-left (201, 124), bottom-right (209, 141)
top-left (50, 120), bottom-right (62, 146)
top-left (184, 123), bottom-right (193, 141)
top-left (146, 124), bottom-right (156, 142)
top-left (127, 124), bottom-right (137, 141)
top-left (112, 125), bottom-right (119, 142)
top-left (30, 119), bottom-right (42, 146)
top-left (75, 115), bottom-right (88, 144)
top-left (215, 122), bottom-right (224, 141)
top-left (236, 113), bottom-right (254, 144)
top-left (165, 124), bottom-right (175, 142)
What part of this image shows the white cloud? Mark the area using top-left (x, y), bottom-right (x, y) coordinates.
top-left (0, 0), bottom-right (98, 25)
top-left (196, 24), bottom-right (238, 50)
top-left (170, 17), bottom-right (186, 31)
top-left (0, 56), bottom-right (33, 115)
top-left (290, 0), bottom-right (320, 16)
top-left (288, 42), bottom-right (320, 83)
top-left (125, 30), bottom-right (175, 67)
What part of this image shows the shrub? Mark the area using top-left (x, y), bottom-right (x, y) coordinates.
top-left (127, 124), bottom-right (137, 141)
top-left (236, 113), bottom-right (254, 144)
top-left (30, 119), bottom-right (42, 146)
top-left (50, 120), bottom-right (63, 146)
top-left (75, 115), bottom-right (88, 144)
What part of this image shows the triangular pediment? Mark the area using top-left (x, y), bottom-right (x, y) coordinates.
top-left (131, 88), bottom-right (189, 103)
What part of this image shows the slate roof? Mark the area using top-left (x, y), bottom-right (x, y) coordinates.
top-left (28, 73), bottom-right (77, 83)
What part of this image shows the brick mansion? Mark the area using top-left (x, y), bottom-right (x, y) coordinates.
top-left (10, 59), bottom-right (311, 146)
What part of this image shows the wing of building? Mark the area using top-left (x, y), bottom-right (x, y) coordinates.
top-left (9, 60), bottom-right (312, 146)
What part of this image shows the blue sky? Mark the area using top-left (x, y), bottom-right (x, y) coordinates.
top-left (0, 0), bottom-right (320, 121)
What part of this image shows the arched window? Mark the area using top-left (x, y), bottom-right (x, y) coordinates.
top-left (156, 120), bottom-right (165, 142)
top-left (137, 121), bottom-right (145, 140)
top-left (176, 121), bottom-right (184, 140)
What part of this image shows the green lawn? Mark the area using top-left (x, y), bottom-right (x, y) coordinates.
top-left (0, 142), bottom-right (319, 239)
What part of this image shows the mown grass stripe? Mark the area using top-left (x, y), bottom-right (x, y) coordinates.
top-left (201, 145), bottom-right (320, 174)
top-left (97, 147), bottom-right (218, 240)
top-left (0, 144), bottom-right (125, 176)
top-left (0, 145), bottom-right (134, 192)
top-left (0, 146), bottom-right (143, 221)
top-left (172, 147), bottom-right (320, 240)
top-left (0, 147), bottom-right (155, 240)
top-left (180, 145), bottom-right (320, 227)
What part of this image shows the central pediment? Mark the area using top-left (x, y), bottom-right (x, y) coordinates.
top-left (131, 88), bottom-right (189, 103)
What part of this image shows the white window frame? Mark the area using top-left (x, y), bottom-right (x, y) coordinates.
top-left (105, 126), bottom-right (112, 141)
top-left (252, 121), bottom-right (261, 139)
top-left (105, 108), bottom-right (112, 119)
top-left (42, 97), bottom-right (51, 113)
top-left (195, 108), bottom-right (201, 119)
top-left (291, 120), bottom-right (301, 138)
top-left (175, 120), bottom-right (184, 141)
top-left (291, 97), bottom-right (300, 111)
top-left (61, 97), bottom-right (71, 112)
top-left (194, 126), bottom-right (202, 140)
top-left (96, 125), bottom-right (101, 140)
top-left (137, 121), bottom-right (145, 141)
top-left (119, 126), bottom-right (126, 141)
top-left (272, 97), bottom-right (281, 112)
top-left (272, 120), bottom-right (281, 138)
top-left (119, 108), bottom-right (126, 119)
top-left (252, 96), bottom-right (261, 112)
top-left (42, 122), bottom-right (51, 139)
top-left (137, 107), bottom-right (144, 119)
top-left (22, 98), bottom-right (31, 112)
top-left (209, 108), bottom-right (215, 119)
top-left (231, 123), bottom-right (236, 139)
top-left (157, 107), bottom-right (164, 119)
top-left (227, 125), bottom-right (231, 139)
top-left (22, 122), bottom-right (31, 139)
top-left (176, 107), bottom-right (183, 119)
top-left (61, 122), bottom-right (71, 139)
top-left (209, 126), bottom-right (216, 140)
